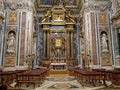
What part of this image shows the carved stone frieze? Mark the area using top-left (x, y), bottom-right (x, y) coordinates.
top-left (84, 1), bottom-right (112, 12)
top-left (4, 2), bottom-right (34, 11)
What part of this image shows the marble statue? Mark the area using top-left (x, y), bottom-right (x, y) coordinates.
top-left (7, 32), bottom-right (15, 53)
top-left (101, 33), bottom-right (108, 51)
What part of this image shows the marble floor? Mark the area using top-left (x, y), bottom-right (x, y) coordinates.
top-left (10, 76), bottom-right (113, 90)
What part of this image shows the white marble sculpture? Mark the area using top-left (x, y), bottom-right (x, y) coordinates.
top-left (7, 32), bottom-right (15, 53)
top-left (101, 33), bottom-right (108, 51)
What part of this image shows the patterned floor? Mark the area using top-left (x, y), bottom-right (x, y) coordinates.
top-left (9, 76), bottom-right (120, 90)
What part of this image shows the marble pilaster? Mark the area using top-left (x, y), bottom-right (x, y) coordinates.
top-left (0, 13), bottom-right (4, 66)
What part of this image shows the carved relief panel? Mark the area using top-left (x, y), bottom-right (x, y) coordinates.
top-left (8, 12), bottom-right (18, 25)
top-left (99, 13), bottom-right (107, 24)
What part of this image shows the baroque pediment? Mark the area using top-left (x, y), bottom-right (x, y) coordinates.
top-left (41, 5), bottom-right (75, 25)
top-left (51, 5), bottom-right (66, 12)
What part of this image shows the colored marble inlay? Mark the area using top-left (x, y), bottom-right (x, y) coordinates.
top-left (91, 13), bottom-right (97, 65)
top-left (20, 12), bottom-right (26, 65)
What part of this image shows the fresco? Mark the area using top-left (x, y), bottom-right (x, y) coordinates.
top-left (65, 0), bottom-right (76, 5)
top-left (41, 0), bottom-right (51, 5)
top-left (40, 0), bottom-right (76, 5)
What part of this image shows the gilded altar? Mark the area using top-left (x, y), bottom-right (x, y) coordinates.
top-left (41, 5), bottom-right (75, 66)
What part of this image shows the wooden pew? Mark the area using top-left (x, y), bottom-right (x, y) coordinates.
top-left (89, 69), bottom-right (120, 86)
top-left (114, 68), bottom-right (120, 71)
top-left (75, 69), bottom-right (107, 87)
top-left (16, 69), bottom-right (49, 89)
top-left (0, 70), bottom-right (27, 86)
top-left (0, 71), bottom-right (16, 85)
top-left (110, 71), bottom-right (120, 86)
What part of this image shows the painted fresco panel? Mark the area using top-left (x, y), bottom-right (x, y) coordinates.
top-left (41, 0), bottom-right (51, 5)
top-left (40, 0), bottom-right (76, 5)
top-left (65, 0), bottom-right (76, 5)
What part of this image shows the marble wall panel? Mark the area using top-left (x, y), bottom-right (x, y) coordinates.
top-left (19, 12), bottom-right (26, 65)
top-left (91, 13), bottom-right (97, 65)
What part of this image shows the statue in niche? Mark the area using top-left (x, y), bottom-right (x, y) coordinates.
top-left (7, 32), bottom-right (15, 54)
top-left (101, 33), bottom-right (108, 51)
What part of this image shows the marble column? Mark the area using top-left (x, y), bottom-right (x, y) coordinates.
top-left (0, 13), bottom-right (4, 66)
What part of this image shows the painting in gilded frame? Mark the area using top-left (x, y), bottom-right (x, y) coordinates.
top-left (55, 38), bottom-right (61, 47)
top-left (39, 0), bottom-right (77, 6)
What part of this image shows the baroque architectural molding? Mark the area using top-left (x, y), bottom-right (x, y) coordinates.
top-left (112, 10), bottom-right (120, 28)
top-left (4, 2), bottom-right (34, 11)
top-left (84, 1), bottom-right (112, 12)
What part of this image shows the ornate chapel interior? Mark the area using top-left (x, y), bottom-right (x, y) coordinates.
top-left (0, 0), bottom-right (120, 90)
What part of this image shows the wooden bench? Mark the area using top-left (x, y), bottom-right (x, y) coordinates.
top-left (0, 70), bottom-right (27, 86)
top-left (75, 69), bottom-right (107, 87)
top-left (92, 69), bottom-right (120, 86)
top-left (16, 69), bottom-right (49, 89)
top-left (110, 71), bottom-right (120, 86)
